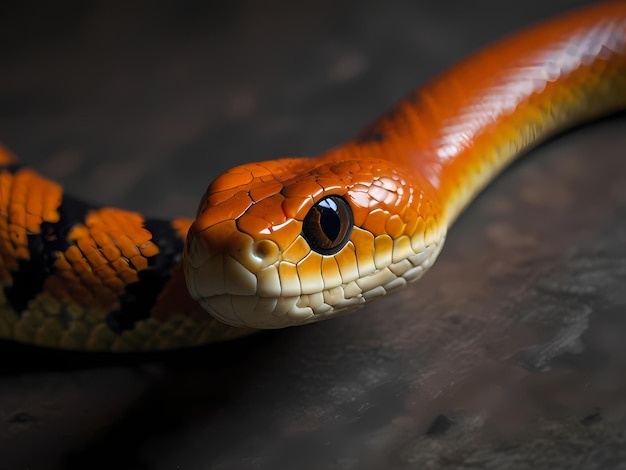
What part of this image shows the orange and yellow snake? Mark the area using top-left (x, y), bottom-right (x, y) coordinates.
top-left (1, 2), bottom-right (625, 351)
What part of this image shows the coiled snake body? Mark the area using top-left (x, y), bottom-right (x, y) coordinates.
top-left (1, 2), bottom-right (625, 351)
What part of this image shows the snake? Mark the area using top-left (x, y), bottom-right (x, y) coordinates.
top-left (0, 2), bottom-right (625, 352)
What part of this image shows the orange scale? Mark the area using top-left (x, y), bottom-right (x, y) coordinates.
top-left (128, 212), bottom-right (146, 225)
top-left (413, 217), bottom-right (427, 241)
top-left (117, 235), bottom-right (141, 259)
top-left (110, 256), bottom-right (131, 272)
top-left (11, 179), bottom-right (26, 200)
top-left (321, 256), bottom-right (342, 290)
top-left (25, 213), bottom-right (42, 233)
top-left (94, 264), bottom-right (117, 280)
top-left (351, 228), bottom-right (376, 275)
top-left (68, 226), bottom-right (90, 242)
top-left (362, 209), bottom-right (390, 236)
top-left (267, 219), bottom-right (301, 252)
top-left (25, 194), bottom-right (43, 217)
top-left (315, 177), bottom-right (345, 193)
top-left (139, 242), bottom-right (159, 258)
top-left (79, 271), bottom-right (102, 287)
top-left (83, 211), bottom-right (104, 229)
top-left (101, 245), bottom-right (121, 262)
top-left (125, 228), bottom-right (152, 247)
top-left (89, 210), bottom-right (120, 230)
top-left (236, 214), bottom-right (270, 238)
top-left (401, 207), bottom-right (419, 236)
top-left (198, 191), bottom-right (253, 228)
top-left (281, 235), bottom-right (311, 264)
top-left (106, 215), bottom-right (129, 233)
top-left (42, 208), bottom-right (60, 223)
top-left (65, 245), bottom-right (84, 263)
top-left (350, 201), bottom-right (370, 227)
top-left (212, 167), bottom-right (256, 192)
top-left (253, 162), bottom-right (280, 177)
top-left (42, 182), bottom-right (62, 201)
top-left (193, 219), bottom-right (235, 252)
top-left (259, 174), bottom-right (279, 183)
top-left (72, 258), bottom-right (93, 274)
top-left (206, 188), bottom-right (236, 206)
top-left (281, 179), bottom-right (324, 199)
top-left (117, 209), bottom-right (143, 226)
top-left (249, 180), bottom-right (283, 202)
top-left (330, 160), bottom-right (362, 176)
top-left (0, 171), bottom-right (12, 189)
top-left (385, 215), bottom-right (406, 239)
top-left (245, 194), bottom-right (286, 226)
top-left (9, 207), bottom-right (25, 227)
top-left (76, 237), bottom-right (98, 255)
top-left (424, 216), bottom-right (440, 246)
top-left (278, 261), bottom-right (300, 296)
top-left (374, 234), bottom-right (394, 269)
top-left (282, 196), bottom-right (311, 220)
top-left (57, 269), bottom-right (80, 282)
top-left (11, 180), bottom-right (26, 197)
top-left (118, 269), bottom-right (139, 284)
top-left (52, 255), bottom-right (71, 271)
top-left (129, 255), bottom-right (148, 271)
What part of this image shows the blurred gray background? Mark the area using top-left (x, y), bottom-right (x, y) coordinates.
top-left (1, 1), bottom-right (625, 469)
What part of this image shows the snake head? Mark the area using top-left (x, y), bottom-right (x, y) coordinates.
top-left (184, 155), bottom-right (446, 329)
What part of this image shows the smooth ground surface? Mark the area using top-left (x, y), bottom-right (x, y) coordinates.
top-left (1, 1), bottom-right (625, 468)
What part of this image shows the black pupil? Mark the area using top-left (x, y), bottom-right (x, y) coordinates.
top-left (318, 199), bottom-right (341, 242)
top-left (301, 195), bottom-right (353, 256)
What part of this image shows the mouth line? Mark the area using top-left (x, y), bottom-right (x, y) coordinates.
top-left (196, 286), bottom-right (367, 329)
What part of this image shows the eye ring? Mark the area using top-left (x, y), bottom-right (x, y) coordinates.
top-left (301, 195), bottom-right (353, 255)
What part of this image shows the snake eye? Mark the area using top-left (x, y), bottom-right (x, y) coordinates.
top-left (302, 195), bottom-right (353, 255)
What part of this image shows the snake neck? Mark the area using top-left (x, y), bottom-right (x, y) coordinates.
top-left (338, 2), bottom-right (626, 226)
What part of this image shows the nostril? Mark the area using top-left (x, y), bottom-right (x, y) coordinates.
top-left (252, 239), bottom-right (279, 264)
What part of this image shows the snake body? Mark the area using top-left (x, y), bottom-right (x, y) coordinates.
top-left (2, 2), bottom-right (626, 351)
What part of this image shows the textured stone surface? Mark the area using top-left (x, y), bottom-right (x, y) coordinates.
top-left (1, 0), bottom-right (625, 469)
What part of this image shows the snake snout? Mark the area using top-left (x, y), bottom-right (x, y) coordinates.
top-left (185, 221), bottom-right (265, 298)
top-left (184, 218), bottom-right (292, 328)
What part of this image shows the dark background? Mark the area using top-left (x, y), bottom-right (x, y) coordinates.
top-left (2, 1), bottom-right (625, 469)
